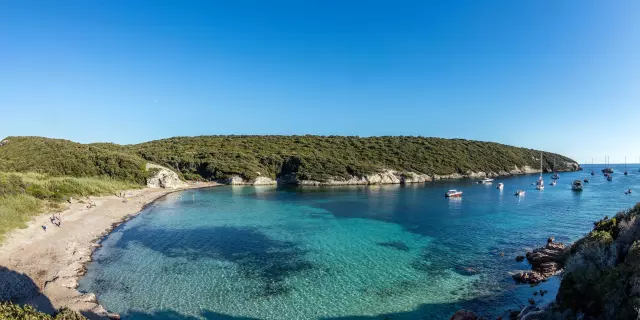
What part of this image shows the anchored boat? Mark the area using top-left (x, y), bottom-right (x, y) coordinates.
top-left (445, 189), bottom-right (463, 198)
top-left (572, 180), bottom-right (584, 191)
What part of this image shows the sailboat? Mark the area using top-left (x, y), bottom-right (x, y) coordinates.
top-left (625, 157), bottom-right (628, 175)
top-left (602, 156), bottom-right (614, 174)
top-left (551, 157), bottom-right (559, 179)
top-left (638, 157), bottom-right (640, 173)
top-left (536, 152), bottom-right (544, 190)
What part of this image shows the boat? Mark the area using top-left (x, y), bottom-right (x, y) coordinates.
top-left (551, 158), bottom-right (559, 179)
top-left (602, 156), bottom-right (614, 174)
top-left (536, 152), bottom-right (544, 190)
top-left (624, 156), bottom-right (628, 175)
top-left (479, 178), bottom-right (494, 184)
top-left (626, 189), bottom-right (633, 195)
top-left (572, 180), bottom-right (583, 191)
top-left (584, 177), bottom-right (589, 183)
top-left (445, 189), bottom-right (463, 198)
top-left (515, 190), bottom-right (525, 196)
top-left (550, 180), bottom-right (557, 186)
top-left (607, 173), bottom-right (613, 181)
top-left (497, 182), bottom-right (504, 190)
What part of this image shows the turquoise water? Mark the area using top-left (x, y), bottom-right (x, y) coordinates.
top-left (78, 165), bottom-right (640, 319)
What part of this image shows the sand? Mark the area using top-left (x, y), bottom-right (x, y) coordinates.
top-left (0, 182), bottom-right (218, 319)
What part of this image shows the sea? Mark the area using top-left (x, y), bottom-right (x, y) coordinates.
top-left (78, 164), bottom-right (640, 319)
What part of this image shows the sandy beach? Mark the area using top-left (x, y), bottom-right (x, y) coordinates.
top-left (0, 182), bottom-right (218, 319)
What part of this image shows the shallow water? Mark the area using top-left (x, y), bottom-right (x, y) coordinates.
top-left (79, 164), bottom-right (640, 319)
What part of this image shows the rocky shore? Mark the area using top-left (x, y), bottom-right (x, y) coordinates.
top-left (512, 237), bottom-right (570, 284)
top-left (219, 162), bottom-right (579, 186)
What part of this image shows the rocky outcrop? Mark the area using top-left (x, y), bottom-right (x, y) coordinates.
top-left (0, 139), bottom-right (8, 147)
top-left (146, 163), bottom-right (188, 189)
top-left (217, 161), bottom-right (579, 187)
top-left (512, 238), bottom-right (569, 284)
top-left (222, 175), bottom-right (277, 185)
top-left (450, 310), bottom-right (478, 320)
top-left (293, 170), bottom-right (432, 186)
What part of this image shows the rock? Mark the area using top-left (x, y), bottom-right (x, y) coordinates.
top-left (450, 310), bottom-right (478, 320)
top-left (0, 139), bottom-right (8, 146)
top-left (224, 175), bottom-right (246, 185)
top-left (514, 239), bottom-right (568, 285)
top-left (528, 298), bottom-right (536, 305)
top-left (252, 176), bottom-right (276, 185)
top-left (512, 271), bottom-right (546, 284)
top-left (146, 163), bottom-right (188, 189)
top-left (516, 255), bottom-right (525, 262)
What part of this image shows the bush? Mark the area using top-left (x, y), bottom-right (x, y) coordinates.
top-left (0, 302), bottom-right (86, 319)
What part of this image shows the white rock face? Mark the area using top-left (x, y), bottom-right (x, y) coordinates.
top-left (146, 163), bottom-right (188, 189)
top-left (252, 176), bottom-right (277, 185)
top-left (297, 170), bottom-right (432, 186)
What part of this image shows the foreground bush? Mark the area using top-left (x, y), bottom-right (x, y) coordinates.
top-left (555, 203), bottom-right (640, 319)
top-left (0, 302), bottom-right (86, 320)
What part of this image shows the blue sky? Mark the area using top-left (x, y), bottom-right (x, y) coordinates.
top-left (1, 1), bottom-right (639, 163)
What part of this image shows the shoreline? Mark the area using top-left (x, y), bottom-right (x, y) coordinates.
top-left (0, 182), bottom-right (219, 319)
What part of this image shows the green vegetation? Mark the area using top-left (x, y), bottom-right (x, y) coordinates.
top-left (0, 302), bottom-right (86, 320)
top-left (129, 135), bottom-right (577, 181)
top-left (1, 136), bottom-right (577, 183)
top-left (553, 203), bottom-right (640, 319)
top-left (0, 137), bottom-right (148, 184)
top-left (0, 172), bottom-right (139, 242)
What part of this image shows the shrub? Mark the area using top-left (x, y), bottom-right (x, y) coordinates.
top-left (0, 302), bottom-right (86, 319)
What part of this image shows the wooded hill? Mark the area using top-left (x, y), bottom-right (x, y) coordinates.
top-left (0, 135), bottom-right (578, 183)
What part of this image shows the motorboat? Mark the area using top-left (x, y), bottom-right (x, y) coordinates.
top-left (551, 173), bottom-right (560, 179)
top-left (479, 178), bottom-right (494, 184)
top-left (515, 190), bottom-right (526, 196)
top-left (445, 189), bottom-right (463, 198)
top-left (591, 170), bottom-right (595, 176)
top-left (607, 174), bottom-right (613, 181)
top-left (497, 182), bottom-right (504, 190)
top-left (550, 180), bottom-right (557, 186)
top-left (626, 189), bottom-right (633, 195)
top-left (572, 180), bottom-right (584, 191)
top-left (584, 177), bottom-right (589, 183)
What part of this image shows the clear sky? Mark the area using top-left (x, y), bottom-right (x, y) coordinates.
top-left (1, 1), bottom-right (639, 163)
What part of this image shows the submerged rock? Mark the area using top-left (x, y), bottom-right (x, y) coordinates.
top-left (516, 255), bottom-right (525, 262)
top-left (450, 310), bottom-right (478, 320)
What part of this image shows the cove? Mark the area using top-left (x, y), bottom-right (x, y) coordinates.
top-left (78, 165), bottom-right (640, 319)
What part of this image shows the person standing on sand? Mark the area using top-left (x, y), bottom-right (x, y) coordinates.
top-left (42, 224), bottom-right (47, 231)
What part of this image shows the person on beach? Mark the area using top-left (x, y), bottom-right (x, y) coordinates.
top-left (42, 224), bottom-right (47, 231)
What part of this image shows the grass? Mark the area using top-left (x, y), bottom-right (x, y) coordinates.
top-left (0, 172), bottom-right (140, 243)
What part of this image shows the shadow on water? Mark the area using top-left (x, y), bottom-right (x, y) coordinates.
top-left (110, 226), bottom-right (314, 297)
top-left (126, 309), bottom-right (261, 319)
top-left (122, 294), bottom-right (523, 320)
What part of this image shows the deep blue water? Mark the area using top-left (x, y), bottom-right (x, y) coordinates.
top-left (78, 164), bottom-right (640, 319)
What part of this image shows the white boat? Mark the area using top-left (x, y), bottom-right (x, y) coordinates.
top-left (536, 152), bottom-right (544, 190)
top-left (445, 189), bottom-right (463, 198)
top-left (497, 182), bottom-right (504, 190)
top-left (572, 180), bottom-right (583, 191)
top-left (550, 180), bottom-right (557, 186)
top-left (479, 178), bottom-right (494, 184)
top-left (515, 190), bottom-right (525, 196)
